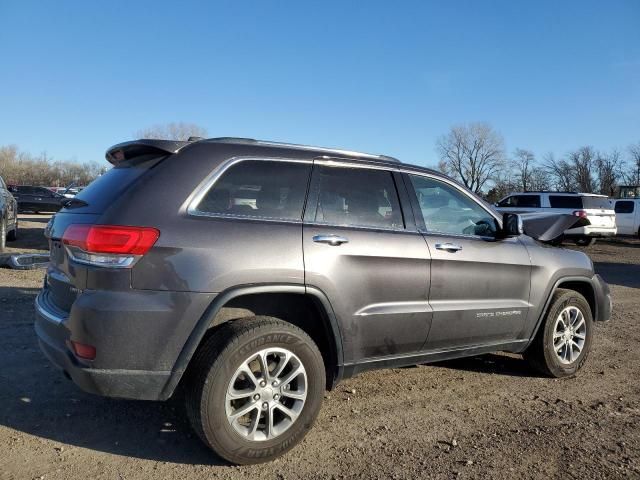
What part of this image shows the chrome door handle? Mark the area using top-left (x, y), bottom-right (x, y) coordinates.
top-left (313, 234), bottom-right (349, 246)
top-left (435, 243), bottom-right (463, 252)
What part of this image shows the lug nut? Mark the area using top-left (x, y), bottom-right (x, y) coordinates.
top-left (253, 394), bottom-right (260, 401)
top-left (262, 402), bottom-right (268, 410)
top-left (272, 381), bottom-right (278, 387)
top-left (273, 394), bottom-right (280, 401)
top-left (260, 381), bottom-right (266, 387)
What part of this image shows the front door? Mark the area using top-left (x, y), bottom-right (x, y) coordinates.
top-left (404, 173), bottom-right (532, 350)
top-left (303, 163), bottom-right (431, 363)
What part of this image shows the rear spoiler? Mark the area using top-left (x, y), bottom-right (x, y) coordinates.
top-left (105, 139), bottom-right (192, 165)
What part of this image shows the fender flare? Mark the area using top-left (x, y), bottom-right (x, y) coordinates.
top-left (522, 275), bottom-right (597, 351)
top-left (159, 284), bottom-right (344, 399)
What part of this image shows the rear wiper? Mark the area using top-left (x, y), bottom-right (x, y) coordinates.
top-left (62, 198), bottom-right (88, 209)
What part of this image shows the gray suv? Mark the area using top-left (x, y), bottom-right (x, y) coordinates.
top-left (35, 137), bottom-right (612, 464)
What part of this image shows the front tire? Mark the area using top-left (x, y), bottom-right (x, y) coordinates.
top-left (186, 317), bottom-right (325, 465)
top-left (574, 236), bottom-right (596, 247)
top-left (525, 289), bottom-right (593, 377)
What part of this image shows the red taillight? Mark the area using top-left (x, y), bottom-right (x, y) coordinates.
top-left (573, 210), bottom-right (588, 218)
top-left (63, 225), bottom-right (159, 255)
top-left (68, 340), bottom-right (96, 360)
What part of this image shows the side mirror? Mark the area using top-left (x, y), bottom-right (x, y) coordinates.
top-left (501, 213), bottom-right (523, 237)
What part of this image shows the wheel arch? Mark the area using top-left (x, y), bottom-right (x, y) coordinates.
top-left (160, 284), bottom-right (344, 400)
top-left (525, 276), bottom-right (596, 350)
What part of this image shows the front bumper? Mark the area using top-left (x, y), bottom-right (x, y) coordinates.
top-left (592, 274), bottom-right (612, 322)
top-left (34, 286), bottom-right (214, 400)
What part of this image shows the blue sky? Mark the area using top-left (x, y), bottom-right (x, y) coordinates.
top-left (1, 0), bottom-right (638, 167)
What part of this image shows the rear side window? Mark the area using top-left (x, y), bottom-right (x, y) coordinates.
top-left (196, 160), bottom-right (311, 221)
top-left (70, 160), bottom-right (158, 213)
top-left (310, 166), bottom-right (403, 230)
top-left (497, 195), bottom-right (540, 208)
top-left (549, 195), bottom-right (583, 209)
top-left (615, 201), bottom-right (635, 214)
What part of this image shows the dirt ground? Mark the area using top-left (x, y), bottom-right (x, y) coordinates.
top-left (1, 214), bottom-right (639, 479)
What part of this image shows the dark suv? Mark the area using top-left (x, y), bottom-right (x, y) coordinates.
top-left (35, 137), bottom-right (611, 464)
top-left (0, 174), bottom-right (18, 251)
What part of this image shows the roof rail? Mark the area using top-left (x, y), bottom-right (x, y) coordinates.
top-left (205, 137), bottom-right (401, 163)
top-left (517, 190), bottom-right (578, 194)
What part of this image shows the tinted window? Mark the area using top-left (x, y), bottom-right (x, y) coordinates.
top-left (197, 160), bottom-right (311, 221)
top-left (549, 195), bottom-right (583, 209)
top-left (615, 201), bottom-right (635, 214)
top-left (410, 175), bottom-right (497, 237)
top-left (497, 195), bottom-right (540, 208)
top-left (71, 160), bottom-right (157, 213)
top-left (34, 187), bottom-right (53, 196)
top-left (311, 166), bottom-right (403, 229)
top-left (582, 196), bottom-right (612, 210)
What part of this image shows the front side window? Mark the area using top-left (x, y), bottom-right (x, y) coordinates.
top-left (409, 175), bottom-right (497, 237)
top-left (615, 201), bottom-right (635, 214)
top-left (311, 166), bottom-right (404, 230)
top-left (196, 160), bottom-right (311, 221)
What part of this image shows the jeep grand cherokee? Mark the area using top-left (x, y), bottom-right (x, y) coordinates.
top-left (35, 137), bottom-right (611, 464)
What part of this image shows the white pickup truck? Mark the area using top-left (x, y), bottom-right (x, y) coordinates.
top-left (613, 199), bottom-right (640, 237)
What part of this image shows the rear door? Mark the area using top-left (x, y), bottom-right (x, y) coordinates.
top-left (303, 161), bottom-right (431, 363)
top-left (614, 200), bottom-right (636, 235)
top-left (404, 173), bottom-right (531, 350)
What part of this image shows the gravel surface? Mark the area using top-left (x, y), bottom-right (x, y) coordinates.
top-left (1, 215), bottom-right (639, 479)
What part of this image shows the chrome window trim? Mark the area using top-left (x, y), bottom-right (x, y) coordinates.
top-left (186, 156), bottom-right (312, 222)
top-left (309, 161), bottom-right (407, 232)
top-left (401, 169), bottom-right (502, 239)
top-left (313, 157), bottom-right (397, 171)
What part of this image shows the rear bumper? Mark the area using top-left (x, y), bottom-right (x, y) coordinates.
top-left (566, 226), bottom-right (617, 237)
top-left (592, 274), bottom-right (612, 322)
top-left (34, 286), bottom-right (214, 400)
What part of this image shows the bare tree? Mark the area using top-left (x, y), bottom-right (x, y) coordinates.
top-left (568, 146), bottom-right (597, 193)
top-left (528, 167), bottom-right (551, 191)
top-left (0, 145), bottom-right (104, 186)
top-left (628, 142), bottom-right (640, 186)
top-left (513, 148), bottom-right (535, 191)
top-left (135, 122), bottom-right (208, 141)
top-left (543, 152), bottom-right (575, 191)
top-left (596, 150), bottom-right (625, 196)
top-left (436, 122), bottom-right (505, 193)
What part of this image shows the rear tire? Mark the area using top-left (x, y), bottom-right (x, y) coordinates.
top-left (524, 289), bottom-right (593, 377)
top-left (574, 236), bottom-right (596, 247)
top-left (185, 317), bottom-right (325, 465)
